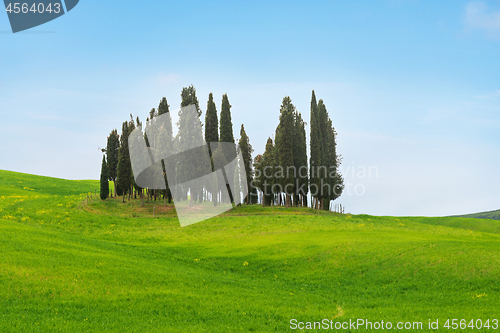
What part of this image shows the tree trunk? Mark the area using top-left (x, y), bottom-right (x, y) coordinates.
top-left (141, 189), bottom-right (144, 207)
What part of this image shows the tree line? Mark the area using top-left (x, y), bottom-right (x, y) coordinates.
top-left (100, 87), bottom-right (343, 211)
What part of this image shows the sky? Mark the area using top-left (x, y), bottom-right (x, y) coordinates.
top-left (1, 0), bottom-right (499, 216)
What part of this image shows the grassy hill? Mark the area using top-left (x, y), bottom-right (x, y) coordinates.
top-left (1, 170), bottom-right (499, 332)
top-left (452, 209), bottom-right (500, 221)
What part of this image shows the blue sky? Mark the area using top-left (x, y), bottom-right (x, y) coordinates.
top-left (1, 0), bottom-right (499, 216)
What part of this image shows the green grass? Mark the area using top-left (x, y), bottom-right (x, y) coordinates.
top-left (1, 169), bottom-right (499, 332)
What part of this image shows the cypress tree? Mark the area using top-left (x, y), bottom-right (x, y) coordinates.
top-left (310, 96), bottom-right (345, 210)
top-left (127, 115), bottom-right (136, 201)
top-left (205, 93), bottom-right (219, 206)
top-left (317, 100), bottom-right (328, 209)
top-left (259, 138), bottom-right (276, 206)
top-left (144, 108), bottom-right (158, 202)
top-left (219, 93), bottom-right (236, 203)
top-left (178, 86), bottom-right (204, 206)
top-left (275, 96), bottom-right (295, 207)
top-left (253, 154), bottom-right (263, 204)
top-left (219, 93), bottom-right (234, 144)
top-left (293, 111), bottom-right (308, 207)
top-left (232, 155), bottom-right (242, 205)
top-left (130, 116), bottom-right (146, 206)
top-left (205, 93), bottom-right (219, 145)
top-left (157, 97), bottom-right (173, 205)
top-left (157, 97), bottom-right (172, 138)
top-left (116, 120), bottom-right (132, 203)
top-left (249, 176), bottom-right (259, 204)
top-left (309, 90), bottom-right (321, 209)
top-left (326, 118), bottom-right (344, 205)
top-left (181, 85), bottom-right (201, 116)
top-left (106, 129), bottom-right (119, 197)
top-left (100, 155), bottom-right (109, 200)
top-left (238, 124), bottom-right (254, 204)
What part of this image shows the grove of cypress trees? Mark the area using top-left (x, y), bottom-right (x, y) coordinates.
top-left (100, 155), bottom-right (109, 200)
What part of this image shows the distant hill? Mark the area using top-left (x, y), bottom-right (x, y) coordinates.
top-left (452, 209), bottom-right (500, 221)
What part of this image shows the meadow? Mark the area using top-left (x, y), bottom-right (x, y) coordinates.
top-left (0, 169), bottom-right (499, 332)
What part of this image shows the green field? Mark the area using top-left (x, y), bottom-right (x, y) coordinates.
top-left (1, 170), bottom-right (499, 332)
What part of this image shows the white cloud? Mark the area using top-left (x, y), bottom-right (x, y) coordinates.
top-left (465, 1), bottom-right (500, 35)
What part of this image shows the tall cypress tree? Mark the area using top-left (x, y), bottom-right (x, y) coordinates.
top-left (238, 124), bottom-right (254, 204)
top-left (116, 120), bottom-right (132, 203)
top-left (253, 154), bottom-right (263, 204)
top-left (127, 115), bottom-right (136, 201)
top-left (144, 108), bottom-right (159, 202)
top-left (309, 90), bottom-right (321, 209)
top-left (106, 129), bottom-right (119, 197)
top-left (219, 93), bottom-right (235, 203)
top-left (181, 85), bottom-right (201, 116)
top-left (317, 100), bottom-right (328, 209)
top-left (130, 116), bottom-right (146, 206)
top-left (205, 93), bottom-right (219, 206)
top-left (293, 111), bottom-right (308, 207)
top-left (100, 155), bottom-right (109, 200)
top-left (325, 118), bottom-right (344, 206)
top-left (178, 86), bottom-right (204, 206)
top-left (309, 95), bottom-right (344, 210)
top-left (205, 93), bottom-right (219, 145)
top-left (157, 97), bottom-right (173, 205)
top-left (276, 96), bottom-right (295, 207)
top-left (219, 93), bottom-right (234, 144)
top-left (157, 97), bottom-right (172, 136)
top-left (259, 138), bottom-right (276, 206)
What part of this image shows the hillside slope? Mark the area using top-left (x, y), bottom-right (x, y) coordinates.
top-left (452, 209), bottom-right (500, 221)
top-left (1, 170), bottom-right (499, 332)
